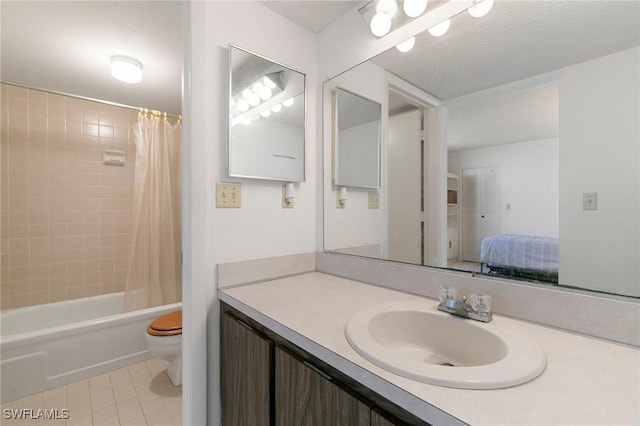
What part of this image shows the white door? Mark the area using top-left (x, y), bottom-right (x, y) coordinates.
top-left (462, 167), bottom-right (500, 262)
top-left (388, 110), bottom-right (422, 264)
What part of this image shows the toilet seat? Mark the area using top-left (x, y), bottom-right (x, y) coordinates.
top-left (147, 310), bottom-right (182, 336)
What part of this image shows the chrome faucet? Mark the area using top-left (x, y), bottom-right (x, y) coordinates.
top-left (437, 288), bottom-right (493, 322)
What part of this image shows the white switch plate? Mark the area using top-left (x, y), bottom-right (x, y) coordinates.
top-left (216, 182), bottom-right (241, 208)
top-left (582, 192), bottom-right (597, 210)
top-left (368, 191), bottom-right (379, 209)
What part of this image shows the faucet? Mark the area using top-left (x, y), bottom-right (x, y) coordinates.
top-left (437, 288), bottom-right (493, 322)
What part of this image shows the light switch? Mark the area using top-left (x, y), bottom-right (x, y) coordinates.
top-left (368, 191), bottom-right (379, 209)
top-left (216, 182), bottom-right (241, 208)
top-left (582, 192), bottom-right (597, 211)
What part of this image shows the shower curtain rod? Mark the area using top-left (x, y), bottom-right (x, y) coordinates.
top-left (1, 80), bottom-right (181, 120)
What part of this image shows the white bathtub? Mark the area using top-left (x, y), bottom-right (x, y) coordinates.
top-left (0, 292), bottom-right (181, 402)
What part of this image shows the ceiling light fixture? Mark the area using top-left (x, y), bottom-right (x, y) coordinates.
top-left (428, 18), bottom-right (451, 37)
top-left (111, 56), bottom-right (142, 84)
top-left (395, 37), bottom-right (416, 53)
top-left (468, 0), bottom-right (494, 18)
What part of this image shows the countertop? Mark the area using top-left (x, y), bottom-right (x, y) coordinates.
top-left (219, 272), bottom-right (640, 425)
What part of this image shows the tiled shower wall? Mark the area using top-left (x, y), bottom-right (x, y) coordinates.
top-left (0, 83), bottom-right (138, 309)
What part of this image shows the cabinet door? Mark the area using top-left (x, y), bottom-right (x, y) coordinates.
top-left (371, 408), bottom-right (417, 426)
top-left (275, 347), bottom-right (370, 426)
top-left (221, 312), bottom-right (273, 426)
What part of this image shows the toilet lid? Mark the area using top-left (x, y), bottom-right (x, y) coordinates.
top-left (147, 310), bottom-right (182, 336)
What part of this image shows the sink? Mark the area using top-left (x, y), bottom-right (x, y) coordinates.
top-left (345, 301), bottom-right (546, 389)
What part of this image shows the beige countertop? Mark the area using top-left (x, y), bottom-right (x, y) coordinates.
top-left (219, 272), bottom-right (640, 426)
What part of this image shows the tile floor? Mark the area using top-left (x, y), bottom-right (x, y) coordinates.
top-left (1, 358), bottom-right (181, 426)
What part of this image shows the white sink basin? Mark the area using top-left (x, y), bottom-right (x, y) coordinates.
top-left (345, 301), bottom-right (546, 389)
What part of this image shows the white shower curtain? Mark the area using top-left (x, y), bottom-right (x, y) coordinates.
top-left (124, 112), bottom-right (182, 312)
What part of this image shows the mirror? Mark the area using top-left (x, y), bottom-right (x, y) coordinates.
top-left (334, 87), bottom-right (382, 188)
top-left (229, 45), bottom-right (306, 182)
top-left (323, 1), bottom-right (640, 298)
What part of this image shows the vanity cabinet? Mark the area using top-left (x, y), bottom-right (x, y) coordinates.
top-left (221, 304), bottom-right (429, 426)
top-left (276, 346), bottom-right (370, 425)
top-left (220, 312), bottom-right (273, 425)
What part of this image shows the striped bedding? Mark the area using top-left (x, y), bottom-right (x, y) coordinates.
top-left (480, 234), bottom-right (559, 273)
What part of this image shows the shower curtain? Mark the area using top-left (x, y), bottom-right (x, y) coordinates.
top-left (124, 112), bottom-right (182, 312)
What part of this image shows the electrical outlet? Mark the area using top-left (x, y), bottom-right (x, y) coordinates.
top-left (582, 192), bottom-right (597, 211)
top-left (216, 182), bottom-right (241, 208)
top-left (282, 185), bottom-right (294, 209)
top-left (368, 191), bottom-right (379, 209)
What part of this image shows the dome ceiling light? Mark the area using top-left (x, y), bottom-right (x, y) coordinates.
top-left (111, 56), bottom-right (143, 84)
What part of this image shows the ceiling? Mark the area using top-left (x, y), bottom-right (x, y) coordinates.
top-left (260, 1), bottom-right (365, 33)
top-left (2, 0), bottom-right (638, 137)
top-left (1, 1), bottom-right (183, 115)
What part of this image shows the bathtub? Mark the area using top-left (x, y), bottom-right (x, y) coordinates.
top-left (0, 292), bottom-right (181, 402)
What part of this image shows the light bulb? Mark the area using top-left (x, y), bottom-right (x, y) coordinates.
top-left (428, 18), bottom-right (450, 37)
top-left (283, 98), bottom-right (294, 107)
top-left (376, 0), bottom-right (397, 17)
top-left (370, 12), bottom-right (392, 37)
top-left (237, 99), bottom-right (249, 112)
top-left (252, 82), bottom-right (264, 94)
top-left (395, 37), bottom-right (415, 53)
top-left (271, 104), bottom-right (282, 113)
top-left (260, 109), bottom-right (271, 118)
top-left (258, 86), bottom-right (272, 101)
top-left (242, 89), bottom-right (253, 100)
top-left (468, 0), bottom-right (494, 18)
top-left (247, 93), bottom-right (260, 107)
top-left (403, 0), bottom-right (428, 18)
top-left (262, 76), bottom-right (277, 89)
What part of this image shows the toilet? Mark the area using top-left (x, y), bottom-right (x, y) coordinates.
top-left (146, 310), bottom-right (182, 386)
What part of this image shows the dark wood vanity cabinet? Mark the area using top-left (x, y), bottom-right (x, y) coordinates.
top-left (220, 305), bottom-right (429, 426)
top-left (220, 312), bottom-right (273, 425)
top-left (275, 346), bottom-right (370, 425)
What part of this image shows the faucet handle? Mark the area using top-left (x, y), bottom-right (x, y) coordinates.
top-left (439, 286), bottom-right (458, 303)
top-left (470, 294), bottom-right (492, 314)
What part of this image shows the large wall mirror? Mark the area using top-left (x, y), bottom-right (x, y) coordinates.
top-left (229, 45), bottom-right (306, 182)
top-left (333, 87), bottom-right (382, 189)
top-left (323, 1), bottom-right (640, 299)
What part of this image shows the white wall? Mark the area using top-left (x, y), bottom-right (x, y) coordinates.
top-left (558, 46), bottom-right (639, 297)
top-left (185, 2), bottom-right (318, 425)
top-left (448, 138), bottom-right (560, 239)
top-left (323, 61), bottom-right (386, 255)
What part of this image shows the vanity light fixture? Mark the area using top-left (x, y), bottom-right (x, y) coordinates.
top-left (370, 11), bottom-right (392, 37)
top-left (468, 0), bottom-right (494, 18)
top-left (363, 0), bottom-right (494, 42)
top-left (231, 71), bottom-right (287, 126)
top-left (376, 0), bottom-right (397, 17)
top-left (396, 37), bottom-right (416, 53)
top-left (428, 18), bottom-right (451, 37)
top-left (403, 0), bottom-right (428, 18)
top-left (111, 56), bottom-right (142, 84)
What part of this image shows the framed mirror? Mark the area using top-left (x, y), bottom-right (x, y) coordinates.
top-left (333, 87), bottom-right (382, 189)
top-left (228, 45), bottom-right (306, 182)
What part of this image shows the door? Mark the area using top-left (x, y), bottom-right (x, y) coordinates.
top-left (462, 167), bottom-right (500, 262)
top-left (387, 110), bottom-right (422, 264)
top-left (275, 347), bottom-right (370, 425)
top-left (221, 312), bottom-right (273, 425)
